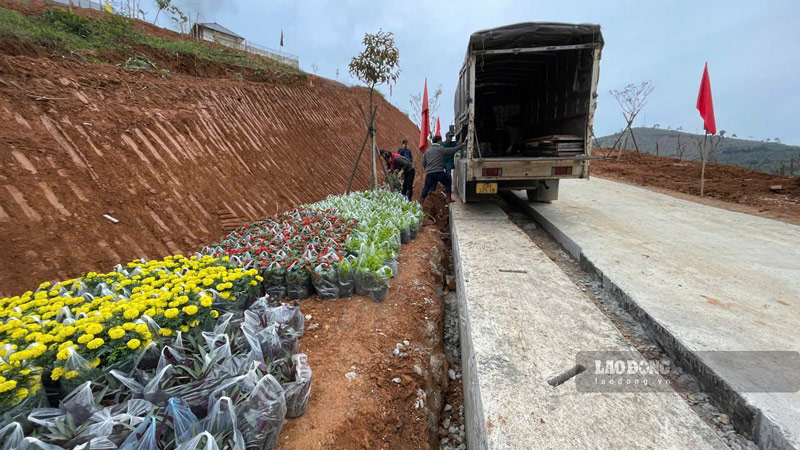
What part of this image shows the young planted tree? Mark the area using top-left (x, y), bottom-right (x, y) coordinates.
top-left (346, 30), bottom-right (400, 192)
top-left (153, 0), bottom-right (170, 25)
top-left (409, 83), bottom-right (443, 139)
top-left (169, 4), bottom-right (189, 35)
top-left (609, 81), bottom-right (655, 160)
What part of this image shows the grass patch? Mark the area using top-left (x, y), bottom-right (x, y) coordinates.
top-left (0, 6), bottom-right (304, 80)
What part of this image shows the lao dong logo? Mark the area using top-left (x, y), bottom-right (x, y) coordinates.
top-left (594, 359), bottom-right (670, 376)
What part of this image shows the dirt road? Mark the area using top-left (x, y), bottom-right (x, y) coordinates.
top-left (518, 178), bottom-right (800, 450)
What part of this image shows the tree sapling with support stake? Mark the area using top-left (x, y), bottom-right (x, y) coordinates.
top-left (346, 30), bottom-right (400, 192)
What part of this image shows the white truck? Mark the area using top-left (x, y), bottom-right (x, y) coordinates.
top-left (453, 22), bottom-right (604, 202)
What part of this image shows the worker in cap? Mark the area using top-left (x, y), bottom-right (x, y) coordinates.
top-left (442, 131), bottom-right (457, 182)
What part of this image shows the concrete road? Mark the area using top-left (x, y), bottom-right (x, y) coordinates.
top-left (515, 178), bottom-right (800, 450)
top-left (450, 199), bottom-right (726, 449)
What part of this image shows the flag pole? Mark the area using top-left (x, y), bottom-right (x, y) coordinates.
top-left (700, 131), bottom-right (708, 197)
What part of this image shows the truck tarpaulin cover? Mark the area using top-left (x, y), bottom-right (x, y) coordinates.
top-left (454, 22), bottom-right (603, 126)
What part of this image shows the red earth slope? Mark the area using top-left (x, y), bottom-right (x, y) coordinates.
top-left (0, 51), bottom-right (420, 296)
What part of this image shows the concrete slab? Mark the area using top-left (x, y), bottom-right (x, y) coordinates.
top-left (450, 198), bottom-right (725, 450)
top-left (512, 178), bottom-right (800, 450)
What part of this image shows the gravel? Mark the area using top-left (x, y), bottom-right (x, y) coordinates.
top-left (440, 292), bottom-right (467, 450)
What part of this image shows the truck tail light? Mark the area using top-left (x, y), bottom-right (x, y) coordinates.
top-left (553, 166), bottom-right (572, 176)
top-left (482, 168), bottom-right (502, 177)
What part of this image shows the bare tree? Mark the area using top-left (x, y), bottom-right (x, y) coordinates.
top-left (346, 30), bottom-right (400, 192)
top-left (335, 68), bottom-right (340, 80)
top-left (409, 84), bottom-right (443, 140)
top-left (675, 133), bottom-right (688, 161)
top-left (609, 81), bottom-right (654, 160)
top-left (718, 130), bottom-right (726, 137)
top-left (677, 126), bottom-right (683, 131)
top-left (731, 133), bottom-right (737, 138)
top-left (653, 123), bottom-right (660, 129)
top-left (775, 137), bottom-right (781, 144)
top-left (311, 63), bottom-right (319, 75)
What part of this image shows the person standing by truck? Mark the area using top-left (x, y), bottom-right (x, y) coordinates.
top-left (421, 136), bottom-right (464, 204)
top-left (442, 131), bottom-right (457, 181)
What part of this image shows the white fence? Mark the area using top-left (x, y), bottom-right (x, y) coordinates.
top-left (43, 0), bottom-right (300, 68)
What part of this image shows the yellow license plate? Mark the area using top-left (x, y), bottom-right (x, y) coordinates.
top-left (476, 182), bottom-right (498, 194)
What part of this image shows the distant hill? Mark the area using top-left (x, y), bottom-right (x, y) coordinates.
top-left (595, 128), bottom-right (800, 176)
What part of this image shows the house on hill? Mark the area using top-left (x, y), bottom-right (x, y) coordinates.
top-left (189, 22), bottom-right (300, 69)
top-left (190, 22), bottom-right (245, 48)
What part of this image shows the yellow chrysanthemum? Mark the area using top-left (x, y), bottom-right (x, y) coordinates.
top-left (210, 310), bottom-right (219, 319)
top-left (182, 305), bottom-right (198, 316)
top-left (77, 334), bottom-right (94, 344)
top-left (126, 339), bottom-right (141, 350)
top-left (159, 328), bottom-right (173, 337)
top-left (85, 323), bottom-right (103, 335)
top-left (122, 322), bottom-right (136, 331)
top-left (108, 327), bottom-right (125, 340)
top-left (134, 324), bottom-right (149, 334)
top-left (87, 338), bottom-right (104, 350)
top-left (200, 297), bottom-right (213, 308)
top-left (64, 370), bottom-right (79, 380)
top-left (51, 366), bottom-right (64, 380)
top-left (164, 308), bottom-right (179, 319)
top-left (123, 309), bottom-right (139, 320)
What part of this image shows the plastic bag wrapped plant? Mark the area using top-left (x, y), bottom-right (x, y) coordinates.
top-left (81, 399), bottom-right (155, 446)
top-left (175, 431), bottom-right (220, 450)
top-left (201, 396), bottom-right (245, 450)
top-left (164, 397), bottom-right (201, 445)
top-left (285, 263), bottom-right (312, 300)
top-left (0, 422), bottom-right (24, 450)
top-left (262, 261), bottom-right (287, 301)
top-left (355, 266), bottom-right (393, 303)
top-left (58, 382), bottom-right (98, 424)
top-left (336, 256), bottom-right (356, 298)
top-left (282, 354), bottom-right (312, 418)
top-left (0, 368), bottom-right (48, 431)
top-left (312, 263), bottom-right (339, 300)
top-left (118, 416), bottom-right (159, 450)
top-left (236, 375), bottom-right (286, 450)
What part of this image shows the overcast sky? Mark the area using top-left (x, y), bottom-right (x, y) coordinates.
top-left (153, 0), bottom-right (800, 144)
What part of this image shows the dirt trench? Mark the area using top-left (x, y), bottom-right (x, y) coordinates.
top-left (279, 195), bottom-right (460, 450)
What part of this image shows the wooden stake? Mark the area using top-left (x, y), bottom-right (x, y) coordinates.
top-left (700, 131), bottom-right (708, 197)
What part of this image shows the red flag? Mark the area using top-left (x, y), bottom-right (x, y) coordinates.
top-left (280, 30), bottom-right (284, 47)
top-left (435, 117), bottom-right (441, 137)
top-left (419, 79), bottom-right (430, 153)
top-left (696, 62), bottom-right (716, 135)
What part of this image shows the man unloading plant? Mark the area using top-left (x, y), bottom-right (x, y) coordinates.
top-left (380, 149), bottom-right (415, 200)
top-left (420, 135), bottom-right (464, 204)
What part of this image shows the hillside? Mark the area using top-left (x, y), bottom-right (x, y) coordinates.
top-left (595, 127), bottom-right (800, 176)
top-left (0, 2), bottom-right (420, 296)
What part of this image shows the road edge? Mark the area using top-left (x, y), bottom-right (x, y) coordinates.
top-left (505, 190), bottom-right (795, 450)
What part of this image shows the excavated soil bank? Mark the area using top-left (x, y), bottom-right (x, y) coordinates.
top-left (592, 149), bottom-right (800, 225)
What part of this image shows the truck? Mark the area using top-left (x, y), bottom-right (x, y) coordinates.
top-left (453, 22), bottom-right (604, 202)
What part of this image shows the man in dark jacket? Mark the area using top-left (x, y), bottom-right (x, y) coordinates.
top-left (380, 150), bottom-right (415, 201)
top-left (421, 135), bottom-right (464, 204)
top-left (397, 139), bottom-right (413, 162)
